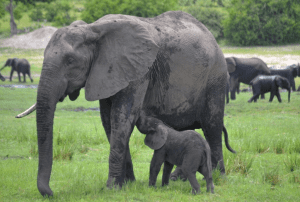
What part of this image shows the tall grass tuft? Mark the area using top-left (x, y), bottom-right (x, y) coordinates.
top-left (263, 167), bottom-right (281, 186)
top-left (225, 153), bottom-right (255, 176)
top-left (284, 154), bottom-right (300, 172)
top-left (273, 139), bottom-right (286, 154)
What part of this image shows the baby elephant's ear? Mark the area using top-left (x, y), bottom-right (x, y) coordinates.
top-left (144, 124), bottom-right (168, 150)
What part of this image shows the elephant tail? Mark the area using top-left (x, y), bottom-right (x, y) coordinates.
top-left (223, 126), bottom-right (236, 153)
top-left (204, 139), bottom-right (213, 180)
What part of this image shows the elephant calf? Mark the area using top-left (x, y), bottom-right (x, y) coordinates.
top-left (248, 75), bottom-right (290, 103)
top-left (142, 117), bottom-right (214, 194)
top-left (1, 58), bottom-right (33, 83)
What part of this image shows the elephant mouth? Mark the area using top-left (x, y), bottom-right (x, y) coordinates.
top-left (59, 94), bottom-right (66, 102)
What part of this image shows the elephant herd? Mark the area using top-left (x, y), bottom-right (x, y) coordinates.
top-left (9, 11), bottom-right (299, 196)
top-left (225, 57), bottom-right (300, 103)
top-left (0, 58), bottom-right (33, 83)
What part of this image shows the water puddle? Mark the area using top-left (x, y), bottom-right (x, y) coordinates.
top-left (0, 84), bottom-right (38, 89)
top-left (61, 107), bottom-right (100, 112)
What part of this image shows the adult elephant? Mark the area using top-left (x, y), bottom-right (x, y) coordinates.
top-left (0, 58), bottom-right (33, 82)
top-left (17, 11), bottom-right (233, 196)
top-left (269, 64), bottom-right (299, 91)
top-left (226, 57), bottom-right (271, 100)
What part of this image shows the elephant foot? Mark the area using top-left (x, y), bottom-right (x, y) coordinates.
top-left (124, 175), bottom-right (135, 183)
top-left (170, 167), bottom-right (187, 181)
top-left (106, 176), bottom-right (123, 190)
top-left (37, 180), bottom-right (53, 197)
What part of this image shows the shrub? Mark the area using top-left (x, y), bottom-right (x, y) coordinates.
top-left (179, 0), bottom-right (229, 40)
top-left (44, 1), bottom-right (76, 26)
top-left (81, 0), bottom-right (177, 24)
top-left (223, 0), bottom-right (300, 45)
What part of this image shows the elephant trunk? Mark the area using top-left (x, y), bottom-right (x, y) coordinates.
top-left (35, 69), bottom-right (64, 196)
top-left (288, 88), bottom-right (290, 102)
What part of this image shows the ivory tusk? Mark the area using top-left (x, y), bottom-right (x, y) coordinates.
top-left (15, 103), bottom-right (36, 118)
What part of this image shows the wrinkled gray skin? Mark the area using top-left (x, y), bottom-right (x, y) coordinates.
top-left (0, 72), bottom-right (5, 81)
top-left (226, 57), bottom-right (271, 100)
top-left (248, 75), bottom-right (290, 103)
top-left (268, 64), bottom-right (299, 91)
top-left (141, 116), bottom-right (214, 194)
top-left (0, 58), bottom-right (33, 82)
top-left (20, 11), bottom-right (231, 196)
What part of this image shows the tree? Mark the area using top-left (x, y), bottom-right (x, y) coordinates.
top-left (223, 0), bottom-right (300, 45)
top-left (81, 0), bottom-right (177, 23)
top-left (1, 0), bottom-right (55, 36)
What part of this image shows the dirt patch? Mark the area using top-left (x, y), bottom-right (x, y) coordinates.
top-left (224, 54), bottom-right (300, 67)
top-left (0, 26), bottom-right (57, 49)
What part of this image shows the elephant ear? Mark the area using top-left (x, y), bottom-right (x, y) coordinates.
top-left (225, 57), bottom-right (236, 73)
top-left (144, 124), bottom-right (168, 150)
top-left (84, 19), bottom-right (159, 101)
top-left (275, 77), bottom-right (283, 87)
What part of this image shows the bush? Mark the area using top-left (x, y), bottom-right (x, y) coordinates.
top-left (181, 0), bottom-right (228, 39)
top-left (223, 0), bottom-right (300, 46)
top-left (29, 5), bottom-right (44, 22)
top-left (44, 1), bottom-right (76, 26)
top-left (81, 0), bottom-right (177, 23)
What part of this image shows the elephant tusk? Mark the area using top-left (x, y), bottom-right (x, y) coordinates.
top-left (15, 103), bottom-right (36, 118)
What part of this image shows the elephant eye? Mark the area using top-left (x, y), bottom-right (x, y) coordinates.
top-left (66, 57), bottom-right (74, 66)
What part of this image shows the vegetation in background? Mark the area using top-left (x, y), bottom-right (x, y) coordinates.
top-left (179, 0), bottom-right (229, 40)
top-left (223, 0), bottom-right (300, 45)
top-left (81, 0), bottom-right (177, 23)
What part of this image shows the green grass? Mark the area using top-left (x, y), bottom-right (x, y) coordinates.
top-left (1, 47), bottom-right (300, 201)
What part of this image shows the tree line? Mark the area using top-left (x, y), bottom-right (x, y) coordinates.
top-left (0, 0), bottom-right (299, 46)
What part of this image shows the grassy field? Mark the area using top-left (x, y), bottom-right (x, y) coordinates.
top-left (1, 47), bottom-right (300, 201)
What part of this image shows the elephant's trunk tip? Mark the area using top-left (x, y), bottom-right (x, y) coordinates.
top-left (16, 103), bottom-right (36, 118)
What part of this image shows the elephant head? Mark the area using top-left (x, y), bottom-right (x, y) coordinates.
top-left (275, 76), bottom-right (290, 102)
top-left (225, 57), bottom-right (236, 73)
top-left (24, 19), bottom-right (159, 196)
top-left (0, 58), bottom-right (12, 71)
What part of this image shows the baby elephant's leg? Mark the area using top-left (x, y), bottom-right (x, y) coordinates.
top-left (149, 150), bottom-right (165, 187)
top-left (170, 167), bottom-right (187, 181)
top-left (181, 157), bottom-right (200, 194)
top-left (162, 161), bottom-right (174, 186)
top-left (199, 166), bottom-right (214, 193)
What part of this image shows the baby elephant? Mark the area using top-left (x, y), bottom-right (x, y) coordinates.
top-left (141, 117), bottom-right (214, 194)
top-left (1, 58), bottom-right (33, 82)
top-left (248, 75), bottom-right (290, 103)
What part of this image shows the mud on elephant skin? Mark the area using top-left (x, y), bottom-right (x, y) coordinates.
top-left (139, 116), bottom-right (215, 194)
top-left (248, 75), bottom-right (290, 103)
top-left (17, 11), bottom-right (231, 197)
top-left (226, 57), bottom-right (271, 100)
top-left (1, 58), bottom-right (33, 83)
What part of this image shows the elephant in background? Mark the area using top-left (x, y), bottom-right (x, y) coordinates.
top-left (248, 75), bottom-right (290, 103)
top-left (142, 116), bottom-right (215, 194)
top-left (0, 72), bottom-right (5, 81)
top-left (226, 57), bottom-right (271, 100)
top-left (16, 11), bottom-right (233, 196)
top-left (1, 58), bottom-right (33, 83)
top-left (268, 64), bottom-right (299, 91)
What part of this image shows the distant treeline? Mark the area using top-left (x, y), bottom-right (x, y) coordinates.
top-left (1, 0), bottom-right (300, 45)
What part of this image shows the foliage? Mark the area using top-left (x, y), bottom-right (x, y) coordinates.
top-left (0, 0), bottom-right (5, 19)
top-left (81, 0), bottom-right (177, 23)
top-left (223, 0), bottom-right (300, 45)
top-left (180, 0), bottom-right (229, 40)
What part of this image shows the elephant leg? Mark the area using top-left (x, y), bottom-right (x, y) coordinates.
top-left (269, 91), bottom-right (275, 102)
top-left (17, 72), bottom-right (21, 82)
top-left (23, 73), bottom-right (26, 83)
top-left (149, 150), bottom-right (165, 187)
top-left (162, 161), bottom-right (174, 186)
top-left (291, 79), bottom-right (296, 91)
top-left (260, 93), bottom-right (265, 99)
top-left (9, 69), bottom-right (14, 81)
top-left (100, 98), bottom-right (135, 182)
top-left (248, 93), bottom-right (260, 103)
top-left (275, 91), bottom-right (282, 103)
top-left (170, 166), bottom-right (187, 181)
top-left (105, 79), bottom-right (149, 188)
top-left (236, 82), bottom-right (240, 94)
top-left (230, 88), bottom-right (236, 100)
